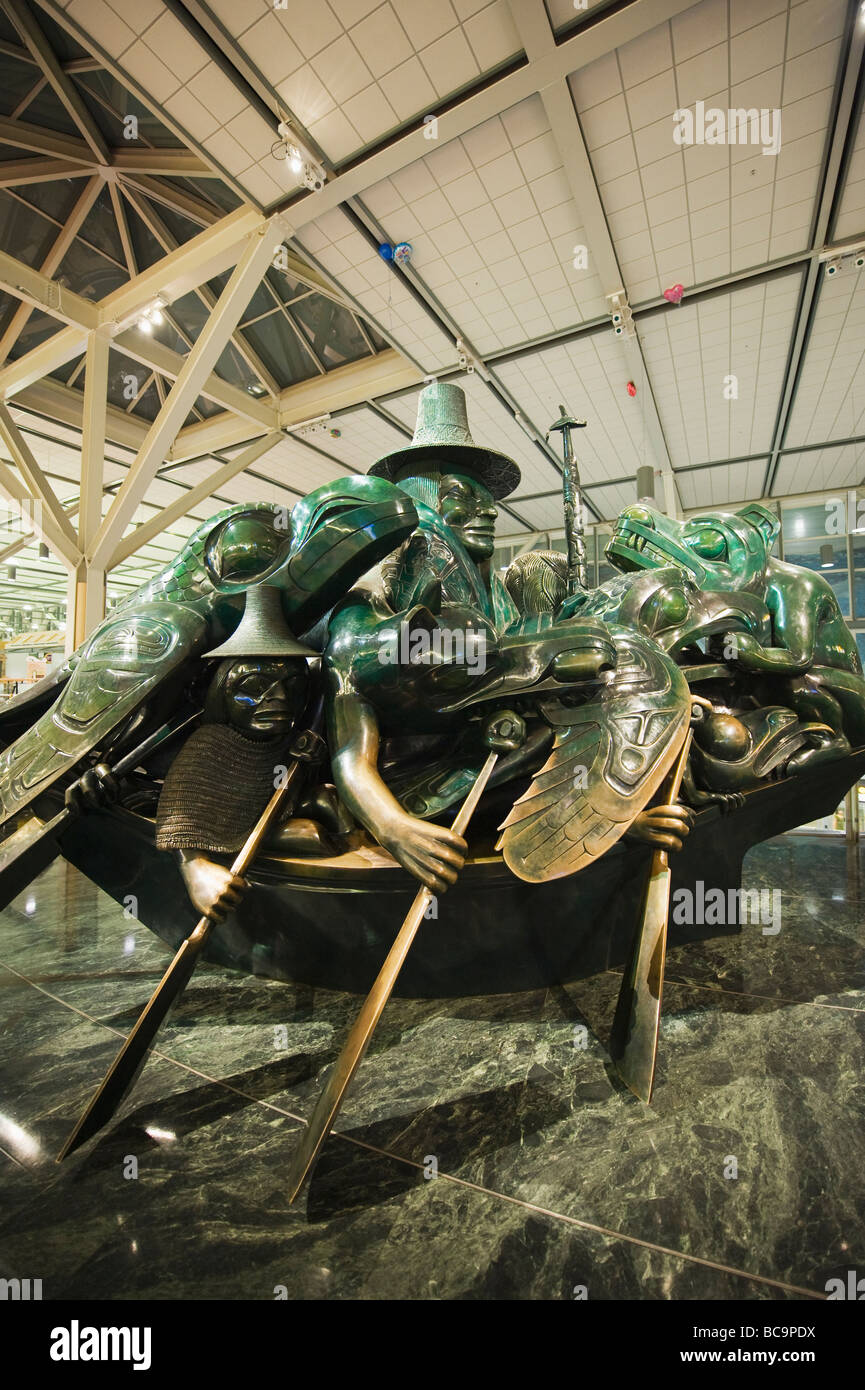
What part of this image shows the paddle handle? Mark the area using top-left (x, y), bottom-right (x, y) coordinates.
top-left (654, 724), bottom-right (693, 871)
top-left (286, 750), bottom-right (498, 1203)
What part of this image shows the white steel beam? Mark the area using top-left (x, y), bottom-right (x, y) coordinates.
top-left (0, 157), bottom-right (93, 186)
top-left (16, 379), bottom-right (149, 452)
top-left (110, 149), bottom-right (215, 176)
top-left (2, 0), bottom-right (109, 162)
top-left (109, 431), bottom-right (283, 568)
top-left (0, 400), bottom-right (80, 555)
top-left (112, 327), bottom-right (279, 428)
top-left (0, 174), bottom-right (101, 361)
top-left (0, 457), bottom-right (80, 569)
top-left (167, 415), bottom-right (268, 463)
top-left (87, 217), bottom-right (289, 571)
top-left (116, 172), bottom-right (220, 229)
top-left (0, 114), bottom-right (92, 162)
top-left (0, 244), bottom-right (98, 327)
top-left (0, 205), bottom-right (264, 398)
top-left (70, 328), bottom-right (111, 645)
top-left (278, 349), bottom-right (423, 426)
top-left (508, 0), bottom-right (679, 511)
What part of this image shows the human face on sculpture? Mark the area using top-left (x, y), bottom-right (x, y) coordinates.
top-left (437, 471), bottom-right (498, 560)
top-left (223, 658), bottom-right (307, 739)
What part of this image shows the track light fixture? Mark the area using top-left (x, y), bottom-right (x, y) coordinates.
top-left (274, 122), bottom-right (326, 192)
top-left (606, 289), bottom-right (635, 338)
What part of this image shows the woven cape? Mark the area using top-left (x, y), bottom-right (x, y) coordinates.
top-left (155, 724), bottom-right (291, 854)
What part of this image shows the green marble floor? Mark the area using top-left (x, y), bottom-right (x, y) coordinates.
top-left (0, 833), bottom-right (863, 1300)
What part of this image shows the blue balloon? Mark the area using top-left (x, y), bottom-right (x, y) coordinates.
top-left (378, 243), bottom-right (394, 261)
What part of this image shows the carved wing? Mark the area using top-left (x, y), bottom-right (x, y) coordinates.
top-left (497, 630), bottom-right (690, 882)
top-left (0, 602), bottom-right (207, 824)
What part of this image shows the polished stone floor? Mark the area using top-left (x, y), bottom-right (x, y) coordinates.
top-left (0, 833), bottom-right (862, 1301)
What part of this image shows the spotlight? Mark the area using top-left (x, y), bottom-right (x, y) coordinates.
top-left (825, 257), bottom-right (843, 277)
top-left (820, 543), bottom-right (835, 568)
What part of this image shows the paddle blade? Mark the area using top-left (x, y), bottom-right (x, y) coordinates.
top-left (57, 931), bottom-right (204, 1160)
top-left (0, 809), bottom-right (70, 913)
top-left (608, 858), bottom-right (672, 1103)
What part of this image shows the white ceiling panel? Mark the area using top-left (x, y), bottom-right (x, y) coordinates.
top-left (772, 443), bottom-right (864, 496)
top-left (361, 93), bottom-right (608, 354)
top-left (304, 404), bottom-right (406, 472)
top-left (297, 206), bottom-right (456, 371)
top-left (187, 0), bottom-right (522, 178)
top-left (784, 266), bottom-right (865, 447)
top-left (570, 0), bottom-right (847, 301)
top-left (674, 457), bottom-right (768, 509)
top-left (638, 271), bottom-right (801, 467)
top-left (494, 330), bottom-right (657, 480)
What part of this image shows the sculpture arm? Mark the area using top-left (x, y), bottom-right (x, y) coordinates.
top-left (328, 686), bottom-right (467, 893)
top-left (724, 580), bottom-right (820, 676)
top-left (178, 849), bottom-right (248, 920)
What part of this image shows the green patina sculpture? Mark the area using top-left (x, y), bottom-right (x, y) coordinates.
top-left (0, 382), bottom-right (863, 905)
top-left (0, 476), bottom-right (418, 826)
top-left (324, 382), bottom-right (694, 886)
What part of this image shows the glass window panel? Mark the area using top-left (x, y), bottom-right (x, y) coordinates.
top-left (14, 178), bottom-right (85, 224)
top-left (150, 315), bottom-right (189, 357)
top-left (0, 11), bottom-right (21, 42)
top-left (853, 535), bottom-right (865, 621)
top-left (67, 82), bottom-right (119, 147)
top-left (161, 176), bottom-right (239, 213)
top-left (78, 186), bottom-right (126, 265)
top-left (108, 351), bottom-right (150, 411)
top-left (33, 7), bottom-right (89, 61)
top-left (144, 200), bottom-right (202, 248)
top-left (241, 278), bottom-right (281, 324)
top-left (781, 501), bottom-right (834, 541)
top-left (855, 632), bottom-right (865, 668)
top-left (289, 296), bottom-right (369, 367)
top-left (130, 380), bottom-right (161, 422)
top-left (0, 288), bottom-right (17, 341)
top-left (0, 190), bottom-right (57, 268)
top-left (167, 291), bottom-right (209, 342)
top-left (0, 57), bottom-right (42, 118)
top-left (75, 72), bottom-right (181, 146)
top-left (56, 240), bottom-right (127, 300)
top-left (783, 536), bottom-right (850, 618)
top-left (9, 311), bottom-right (61, 357)
top-left (17, 86), bottom-right (83, 137)
top-left (213, 340), bottom-right (258, 391)
top-left (242, 313), bottom-right (318, 388)
top-left (126, 201), bottom-right (167, 271)
top-left (269, 269), bottom-right (313, 304)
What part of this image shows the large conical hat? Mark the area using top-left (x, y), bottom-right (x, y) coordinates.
top-left (205, 584), bottom-right (315, 659)
top-left (369, 381), bottom-right (520, 499)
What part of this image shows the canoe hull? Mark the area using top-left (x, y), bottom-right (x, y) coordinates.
top-left (50, 748), bottom-right (865, 998)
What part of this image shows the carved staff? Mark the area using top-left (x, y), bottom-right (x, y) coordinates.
top-left (286, 732), bottom-right (510, 1204)
top-left (57, 721), bottom-right (325, 1161)
top-left (547, 405), bottom-right (588, 595)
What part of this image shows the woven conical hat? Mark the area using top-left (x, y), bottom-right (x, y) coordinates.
top-left (369, 382), bottom-right (520, 499)
top-left (206, 584), bottom-right (315, 659)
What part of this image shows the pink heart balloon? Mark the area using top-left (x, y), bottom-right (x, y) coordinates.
top-left (663, 283), bottom-right (684, 304)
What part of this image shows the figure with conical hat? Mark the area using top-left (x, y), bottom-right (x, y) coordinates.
top-left (324, 382), bottom-right (696, 889)
top-left (156, 586), bottom-right (355, 921)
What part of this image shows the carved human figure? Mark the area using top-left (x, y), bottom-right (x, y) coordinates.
top-left (326, 383), bottom-right (694, 888)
